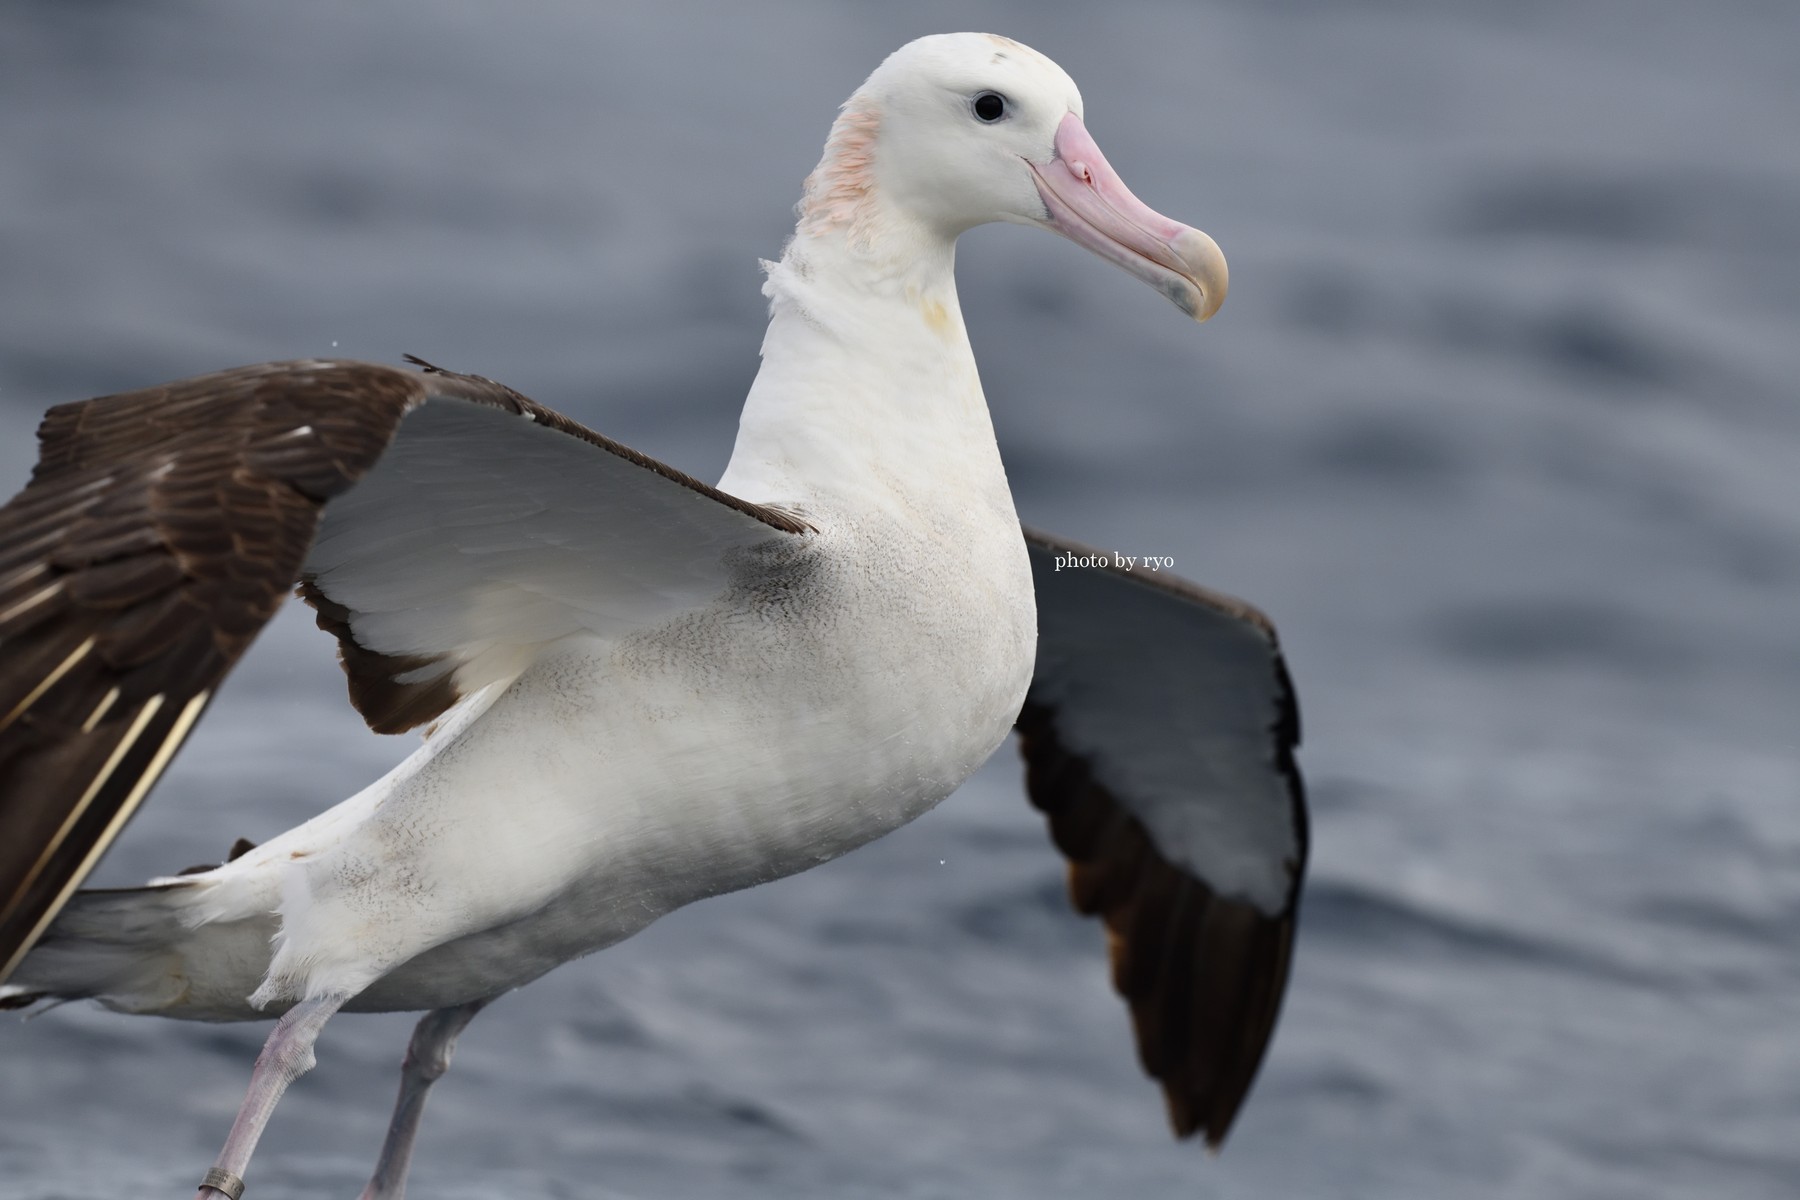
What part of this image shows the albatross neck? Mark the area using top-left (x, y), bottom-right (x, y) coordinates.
top-left (718, 222), bottom-right (1012, 516)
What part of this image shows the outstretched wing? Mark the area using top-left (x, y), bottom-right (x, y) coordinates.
top-left (1016, 526), bottom-right (1308, 1147)
top-left (0, 359), bottom-right (806, 984)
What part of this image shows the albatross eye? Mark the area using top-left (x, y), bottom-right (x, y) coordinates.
top-left (971, 91), bottom-right (1008, 123)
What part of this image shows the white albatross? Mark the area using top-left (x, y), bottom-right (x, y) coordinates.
top-left (0, 33), bottom-right (1306, 1199)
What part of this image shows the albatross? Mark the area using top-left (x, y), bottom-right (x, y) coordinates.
top-left (0, 33), bottom-right (1306, 1199)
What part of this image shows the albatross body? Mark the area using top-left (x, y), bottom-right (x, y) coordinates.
top-left (0, 33), bottom-right (1304, 1199)
top-left (141, 336), bottom-right (1037, 1020)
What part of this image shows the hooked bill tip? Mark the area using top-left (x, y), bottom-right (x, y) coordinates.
top-left (1172, 227), bottom-right (1228, 322)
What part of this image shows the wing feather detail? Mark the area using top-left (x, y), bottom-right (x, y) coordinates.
top-left (0, 361), bottom-right (423, 982)
top-left (1017, 526), bottom-right (1308, 1147)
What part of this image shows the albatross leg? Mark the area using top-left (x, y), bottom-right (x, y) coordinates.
top-left (357, 999), bottom-right (491, 1200)
top-left (195, 993), bottom-right (348, 1200)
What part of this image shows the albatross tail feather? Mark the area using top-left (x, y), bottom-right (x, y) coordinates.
top-left (0, 879), bottom-right (267, 1019)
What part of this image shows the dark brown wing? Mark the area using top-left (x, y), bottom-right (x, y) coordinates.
top-left (1016, 526), bottom-right (1308, 1147)
top-left (0, 361), bottom-right (423, 983)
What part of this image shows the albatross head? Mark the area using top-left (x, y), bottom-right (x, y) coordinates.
top-left (798, 32), bottom-right (1227, 321)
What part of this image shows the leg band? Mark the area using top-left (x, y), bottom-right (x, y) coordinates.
top-left (199, 1167), bottom-right (247, 1200)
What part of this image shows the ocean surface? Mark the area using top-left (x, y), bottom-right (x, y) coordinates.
top-left (1, 3), bottom-right (1796, 1197)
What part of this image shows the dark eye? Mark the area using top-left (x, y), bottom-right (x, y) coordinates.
top-left (972, 91), bottom-right (1008, 123)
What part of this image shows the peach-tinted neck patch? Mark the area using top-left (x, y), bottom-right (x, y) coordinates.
top-left (797, 103), bottom-right (880, 243)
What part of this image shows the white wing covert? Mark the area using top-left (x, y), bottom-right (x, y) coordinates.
top-left (300, 360), bottom-right (812, 732)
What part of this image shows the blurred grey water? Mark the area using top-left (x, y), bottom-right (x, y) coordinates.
top-left (2, 2), bottom-right (1797, 1197)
